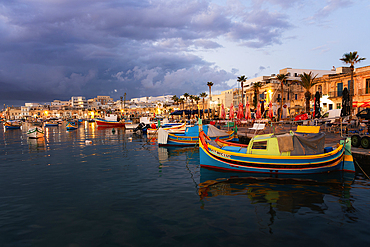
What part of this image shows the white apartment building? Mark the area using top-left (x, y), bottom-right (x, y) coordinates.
top-left (71, 96), bottom-right (88, 109)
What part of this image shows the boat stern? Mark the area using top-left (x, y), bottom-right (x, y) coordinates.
top-left (341, 138), bottom-right (355, 173)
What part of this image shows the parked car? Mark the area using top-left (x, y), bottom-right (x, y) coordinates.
top-left (320, 109), bottom-right (341, 123)
top-left (356, 109), bottom-right (370, 120)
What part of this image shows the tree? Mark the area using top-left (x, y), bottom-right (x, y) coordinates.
top-left (200, 92), bottom-right (208, 119)
top-left (237, 75), bottom-right (247, 105)
top-left (340, 51), bottom-right (366, 115)
top-left (189, 95), bottom-right (195, 110)
top-left (207, 82), bottom-right (213, 119)
top-left (178, 98), bottom-right (185, 110)
top-left (252, 82), bottom-right (263, 108)
top-left (298, 72), bottom-right (318, 114)
top-left (194, 96), bottom-right (200, 117)
top-left (183, 93), bottom-right (189, 110)
top-left (171, 95), bottom-right (179, 108)
top-left (276, 73), bottom-right (288, 120)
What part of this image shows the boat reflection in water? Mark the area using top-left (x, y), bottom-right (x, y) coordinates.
top-left (27, 137), bottom-right (46, 153)
top-left (158, 146), bottom-right (198, 163)
top-left (199, 168), bottom-right (355, 213)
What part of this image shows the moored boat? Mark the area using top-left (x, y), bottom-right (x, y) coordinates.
top-left (44, 121), bottom-right (59, 127)
top-left (66, 122), bottom-right (78, 130)
top-left (199, 126), bottom-right (355, 174)
top-left (27, 126), bottom-right (45, 139)
top-left (95, 114), bottom-right (125, 128)
top-left (147, 122), bottom-right (186, 135)
top-left (4, 121), bottom-right (22, 129)
top-left (158, 124), bottom-right (235, 146)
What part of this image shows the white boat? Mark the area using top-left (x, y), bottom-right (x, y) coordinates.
top-left (27, 126), bottom-right (45, 139)
top-left (125, 120), bottom-right (139, 130)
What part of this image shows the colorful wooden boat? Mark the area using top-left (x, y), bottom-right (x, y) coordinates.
top-left (27, 126), bottom-right (45, 139)
top-left (66, 122), bottom-right (78, 130)
top-left (158, 124), bottom-right (235, 146)
top-left (44, 121), bottom-right (59, 127)
top-left (147, 123), bottom-right (186, 135)
top-left (4, 121), bottom-right (22, 129)
top-left (199, 128), bottom-right (355, 174)
top-left (95, 114), bottom-right (125, 127)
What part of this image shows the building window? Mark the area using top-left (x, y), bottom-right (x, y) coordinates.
top-left (366, 79), bottom-right (370, 94)
top-left (337, 83), bottom-right (343, 97)
top-left (295, 94), bottom-right (298, 100)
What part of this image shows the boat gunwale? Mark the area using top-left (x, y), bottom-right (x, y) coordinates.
top-left (200, 130), bottom-right (344, 161)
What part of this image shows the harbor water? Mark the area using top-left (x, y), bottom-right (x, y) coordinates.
top-left (1, 122), bottom-right (370, 247)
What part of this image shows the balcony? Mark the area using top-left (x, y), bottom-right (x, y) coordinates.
top-left (328, 91), bottom-right (343, 98)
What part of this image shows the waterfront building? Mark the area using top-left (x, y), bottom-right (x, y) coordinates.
top-left (71, 96), bottom-right (88, 109)
top-left (4, 107), bottom-right (22, 120)
top-left (313, 65), bottom-right (370, 113)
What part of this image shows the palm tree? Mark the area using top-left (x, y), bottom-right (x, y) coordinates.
top-left (207, 82), bottom-right (213, 119)
top-left (183, 93), bottom-right (189, 110)
top-left (252, 82), bottom-right (263, 108)
top-left (298, 72), bottom-right (318, 114)
top-left (340, 51), bottom-right (366, 114)
top-left (189, 95), bottom-right (195, 110)
top-left (237, 75), bottom-right (247, 105)
top-left (171, 95), bottom-right (179, 108)
top-left (200, 92), bottom-right (208, 119)
top-left (276, 73), bottom-right (288, 120)
top-left (178, 98), bottom-right (185, 110)
top-left (194, 96), bottom-right (200, 117)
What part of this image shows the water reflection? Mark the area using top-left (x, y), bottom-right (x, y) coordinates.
top-left (158, 147), bottom-right (199, 162)
top-left (27, 137), bottom-right (46, 152)
top-left (199, 168), bottom-right (355, 213)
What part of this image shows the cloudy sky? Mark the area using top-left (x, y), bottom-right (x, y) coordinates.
top-left (0, 0), bottom-right (369, 106)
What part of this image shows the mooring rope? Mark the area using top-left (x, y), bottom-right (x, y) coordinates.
top-left (345, 147), bottom-right (370, 180)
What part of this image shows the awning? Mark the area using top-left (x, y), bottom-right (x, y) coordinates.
top-left (353, 99), bottom-right (370, 108)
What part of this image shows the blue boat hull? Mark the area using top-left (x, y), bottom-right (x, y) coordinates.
top-left (199, 131), bottom-right (355, 174)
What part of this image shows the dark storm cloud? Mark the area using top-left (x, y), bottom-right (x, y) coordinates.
top-left (0, 0), bottom-right (293, 106)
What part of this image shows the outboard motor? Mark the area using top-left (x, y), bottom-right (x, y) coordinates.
top-left (133, 122), bottom-right (148, 135)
